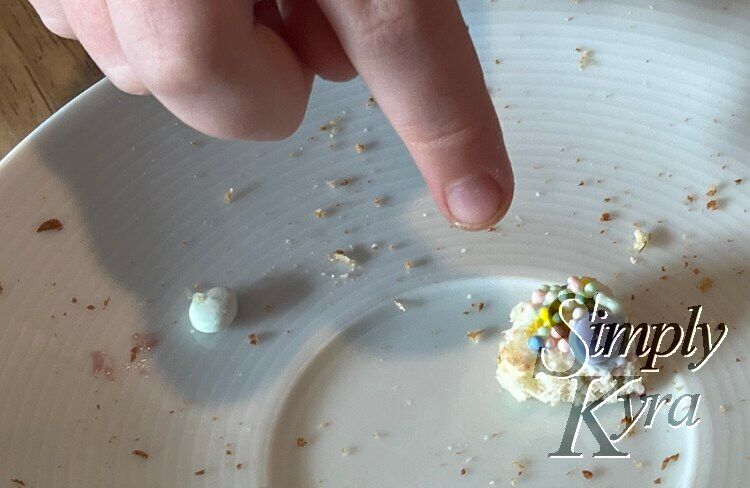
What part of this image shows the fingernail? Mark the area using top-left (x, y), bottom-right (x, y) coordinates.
top-left (445, 174), bottom-right (507, 230)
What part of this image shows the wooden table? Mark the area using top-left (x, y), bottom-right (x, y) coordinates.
top-left (1, 0), bottom-right (102, 157)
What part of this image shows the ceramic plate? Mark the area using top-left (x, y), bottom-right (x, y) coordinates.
top-left (1, 1), bottom-right (749, 486)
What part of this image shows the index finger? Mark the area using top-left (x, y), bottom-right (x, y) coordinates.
top-left (317, 0), bottom-right (514, 230)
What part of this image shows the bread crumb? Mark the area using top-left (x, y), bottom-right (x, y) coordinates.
top-left (654, 478), bottom-right (662, 485)
top-left (194, 469), bottom-right (205, 476)
top-left (329, 250), bottom-right (356, 269)
top-left (466, 329), bottom-right (485, 343)
top-left (698, 276), bottom-right (713, 293)
top-left (600, 212), bottom-right (612, 222)
top-left (296, 437), bottom-right (307, 447)
top-left (634, 229), bottom-right (651, 252)
top-left (582, 470), bottom-right (594, 479)
top-left (575, 47), bottom-right (594, 69)
top-left (354, 143), bottom-right (366, 154)
top-left (706, 185), bottom-right (717, 196)
top-left (366, 96), bottom-right (377, 107)
top-left (373, 196), bottom-right (382, 207)
top-left (224, 188), bottom-right (234, 205)
top-left (132, 449), bottom-right (149, 459)
top-left (661, 453), bottom-right (679, 470)
top-left (404, 260), bottom-right (414, 270)
top-left (706, 199), bottom-right (718, 210)
top-left (36, 219), bottom-right (63, 232)
top-left (314, 208), bottom-right (327, 218)
top-left (248, 333), bottom-right (258, 345)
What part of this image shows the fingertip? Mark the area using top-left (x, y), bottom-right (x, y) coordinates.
top-left (106, 65), bottom-right (150, 95)
top-left (443, 170), bottom-right (513, 231)
top-left (40, 16), bottom-right (76, 39)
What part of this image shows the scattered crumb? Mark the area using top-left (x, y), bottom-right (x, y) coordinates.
top-left (366, 96), bottom-right (377, 107)
top-left (698, 277), bottom-right (713, 293)
top-left (132, 449), bottom-right (149, 459)
top-left (338, 178), bottom-right (351, 186)
top-left (460, 468), bottom-right (467, 475)
top-left (103, 296), bottom-right (110, 307)
top-left (634, 229), bottom-right (651, 252)
top-left (296, 437), bottom-right (307, 447)
top-left (393, 299), bottom-right (406, 312)
top-left (404, 260), bottom-right (414, 270)
top-left (494, 58), bottom-right (502, 64)
top-left (354, 143), bottom-right (366, 154)
top-left (329, 250), bottom-right (356, 269)
top-left (582, 470), bottom-right (594, 479)
top-left (194, 469), bottom-right (205, 476)
top-left (575, 47), bottom-right (594, 70)
top-left (512, 461), bottom-right (525, 477)
top-left (706, 199), bottom-right (718, 210)
top-left (10, 480), bottom-right (25, 487)
top-left (578, 180), bottom-right (585, 187)
top-left (634, 461), bottom-right (644, 469)
top-left (373, 196), bottom-right (382, 207)
top-left (236, 463), bottom-right (243, 470)
top-left (248, 333), bottom-right (258, 346)
top-left (734, 178), bottom-right (743, 185)
top-left (719, 404), bottom-right (728, 413)
top-left (36, 219), bottom-right (63, 232)
top-left (86, 305), bottom-right (96, 310)
top-left (706, 185), bottom-right (717, 196)
top-left (224, 187), bottom-right (234, 205)
top-left (654, 478), bottom-right (662, 485)
top-left (661, 453), bottom-right (679, 470)
top-left (466, 329), bottom-right (485, 343)
top-left (600, 212), bottom-right (612, 222)
top-left (314, 208), bottom-right (327, 218)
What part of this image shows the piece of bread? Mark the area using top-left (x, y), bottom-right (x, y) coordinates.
top-left (495, 276), bottom-right (645, 406)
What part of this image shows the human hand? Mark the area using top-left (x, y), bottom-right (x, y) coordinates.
top-left (30, 0), bottom-right (514, 230)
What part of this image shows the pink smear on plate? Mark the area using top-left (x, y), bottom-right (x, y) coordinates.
top-left (90, 351), bottom-right (115, 381)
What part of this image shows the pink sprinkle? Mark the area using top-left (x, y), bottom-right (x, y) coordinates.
top-left (90, 351), bottom-right (115, 381)
top-left (567, 276), bottom-right (582, 294)
top-left (531, 289), bottom-right (545, 305)
top-left (558, 339), bottom-right (571, 353)
top-left (551, 327), bottom-right (562, 339)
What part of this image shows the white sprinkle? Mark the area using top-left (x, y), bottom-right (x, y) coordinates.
top-left (393, 299), bottom-right (406, 312)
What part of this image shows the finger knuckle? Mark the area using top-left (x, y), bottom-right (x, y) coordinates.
top-left (135, 36), bottom-right (223, 95)
top-left (346, 0), bottom-right (419, 50)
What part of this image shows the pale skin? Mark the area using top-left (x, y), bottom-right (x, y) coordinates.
top-left (30, 0), bottom-right (514, 230)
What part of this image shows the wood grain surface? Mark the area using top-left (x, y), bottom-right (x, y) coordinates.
top-left (1, 0), bottom-right (102, 157)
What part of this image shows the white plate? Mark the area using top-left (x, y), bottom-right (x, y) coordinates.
top-left (1, 1), bottom-right (749, 486)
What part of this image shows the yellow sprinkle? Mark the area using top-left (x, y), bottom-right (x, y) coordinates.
top-left (539, 307), bottom-right (550, 324)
